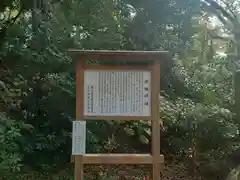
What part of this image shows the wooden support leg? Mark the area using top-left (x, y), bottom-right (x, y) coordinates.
top-left (151, 60), bottom-right (161, 180)
top-left (75, 57), bottom-right (85, 180)
top-left (75, 156), bottom-right (84, 180)
top-left (152, 119), bottom-right (161, 180)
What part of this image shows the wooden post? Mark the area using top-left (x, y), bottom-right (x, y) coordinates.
top-left (75, 59), bottom-right (85, 180)
top-left (151, 60), bottom-right (161, 180)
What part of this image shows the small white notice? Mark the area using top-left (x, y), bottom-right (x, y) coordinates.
top-left (84, 70), bottom-right (151, 116)
top-left (72, 121), bottom-right (86, 155)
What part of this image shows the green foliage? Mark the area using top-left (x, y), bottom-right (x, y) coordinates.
top-left (0, 113), bottom-right (23, 174)
top-left (1, 0), bottom-right (240, 180)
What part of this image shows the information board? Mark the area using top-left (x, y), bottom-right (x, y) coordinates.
top-left (84, 70), bottom-right (151, 116)
top-left (72, 121), bottom-right (86, 155)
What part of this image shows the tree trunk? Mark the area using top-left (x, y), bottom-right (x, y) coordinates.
top-left (234, 70), bottom-right (240, 128)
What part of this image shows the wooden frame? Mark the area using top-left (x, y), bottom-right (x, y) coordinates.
top-left (84, 65), bottom-right (152, 70)
top-left (72, 154), bottom-right (164, 164)
top-left (69, 50), bottom-right (168, 180)
top-left (68, 49), bottom-right (169, 61)
top-left (84, 64), bottom-right (152, 120)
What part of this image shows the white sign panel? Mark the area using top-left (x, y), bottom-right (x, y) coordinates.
top-left (84, 70), bottom-right (151, 116)
top-left (72, 121), bottom-right (86, 155)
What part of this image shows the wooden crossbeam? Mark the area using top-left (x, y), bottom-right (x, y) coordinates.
top-left (72, 154), bottom-right (164, 164)
top-left (83, 116), bottom-right (152, 120)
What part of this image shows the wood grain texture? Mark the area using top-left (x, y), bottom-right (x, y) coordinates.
top-left (83, 116), bottom-right (152, 121)
top-left (68, 49), bottom-right (170, 61)
top-left (84, 65), bottom-right (152, 70)
top-left (72, 154), bottom-right (164, 164)
top-left (74, 57), bottom-right (85, 180)
top-left (151, 60), bottom-right (161, 180)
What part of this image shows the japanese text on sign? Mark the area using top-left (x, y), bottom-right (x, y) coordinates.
top-left (84, 70), bottom-right (151, 116)
top-left (72, 121), bottom-right (86, 155)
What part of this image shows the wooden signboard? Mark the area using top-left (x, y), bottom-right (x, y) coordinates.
top-left (68, 50), bottom-right (169, 180)
top-left (84, 69), bottom-right (151, 118)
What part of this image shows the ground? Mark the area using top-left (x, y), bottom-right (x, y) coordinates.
top-left (2, 161), bottom-right (201, 180)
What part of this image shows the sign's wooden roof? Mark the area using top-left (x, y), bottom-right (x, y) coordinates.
top-left (67, 49), bottom-right (171, 61)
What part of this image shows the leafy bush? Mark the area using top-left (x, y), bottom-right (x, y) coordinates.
top-left (1, 0), bottom-right (240, 180)
top-left (0, 113), bottom-right (23, 175)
